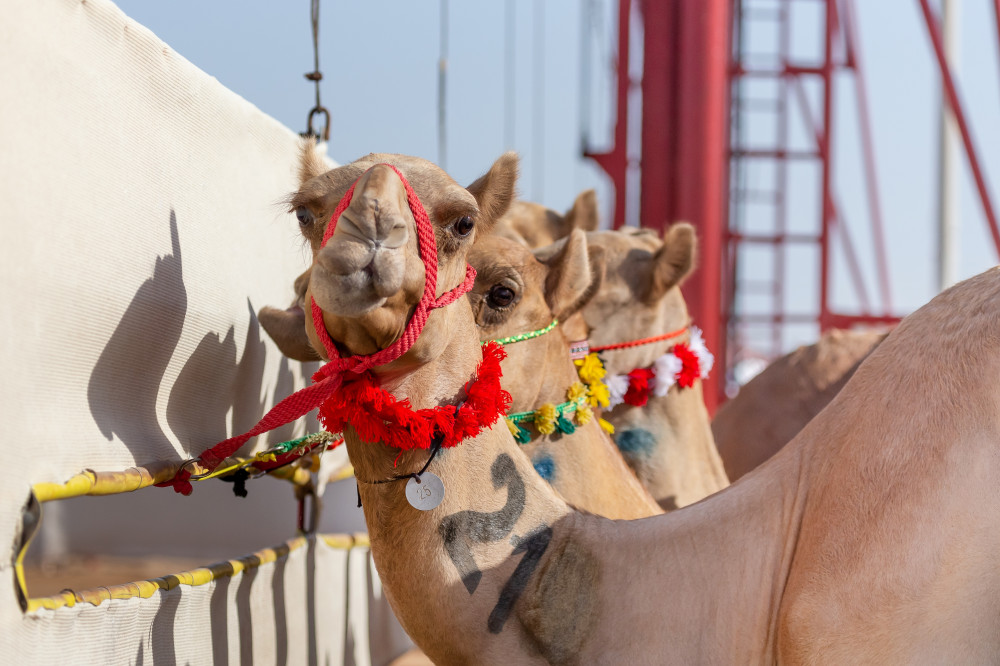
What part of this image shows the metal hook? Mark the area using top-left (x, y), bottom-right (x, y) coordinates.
top-left (303, 106), bottom-right (330, 142)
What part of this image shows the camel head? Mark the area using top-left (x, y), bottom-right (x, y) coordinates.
top-left (467, 229), bottom-right (604, 410)
top-left (579, 224), bottom-right (696, 372)
top-left (283, 141), bottom-right (518, 367)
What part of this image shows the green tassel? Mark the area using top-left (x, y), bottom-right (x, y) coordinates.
top-left (513, 421), bottom-right (532, 444)
top-left (555, 413), bottom-right (576, 435)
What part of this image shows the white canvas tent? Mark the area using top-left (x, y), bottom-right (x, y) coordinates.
top-left (0, 0), bottom-right (410, 662)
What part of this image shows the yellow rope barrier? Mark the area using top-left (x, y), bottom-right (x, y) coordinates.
top-left (25, 533), bottom-right (370, 612)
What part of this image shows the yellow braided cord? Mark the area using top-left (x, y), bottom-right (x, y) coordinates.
top-left (25, 533), bottom-right (368, 612)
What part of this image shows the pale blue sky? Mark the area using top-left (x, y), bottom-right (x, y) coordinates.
top-left (116, 0), bottom-right (1000, 355)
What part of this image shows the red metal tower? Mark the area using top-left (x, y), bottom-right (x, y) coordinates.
top-left (585, 0), bottom-right (1000, 412)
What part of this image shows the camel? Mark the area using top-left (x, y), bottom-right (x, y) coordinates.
top-left (262, 162), bottom-right (658, 519)
top-left (467, 232), bottom-right (661, 519)
top-left (713, 327), bottom-right (888, 481)
top-left (493, 189), bottom-right (598, 248)
top-left (287, 149), bottom-right (1000, 663)
top-left (555, 226), bottom-right (730, 509)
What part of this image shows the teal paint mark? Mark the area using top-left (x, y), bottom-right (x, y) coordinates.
top-left (614, 428), bottom-right (657, 459)
top-left (532, 455), bottom-right (556, 482)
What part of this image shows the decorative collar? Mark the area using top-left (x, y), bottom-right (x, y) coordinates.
top-left (320, 341), bottom-right (510, 451)
top-left (602, 326), bottom-right (714, 408)
top-left (505, 381), bottom-right (594, 443)
top-left (505, 352), bottom-right (617, 443)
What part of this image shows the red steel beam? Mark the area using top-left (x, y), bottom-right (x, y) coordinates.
top-left (585, 0), bottom-right (631, 229)
top-left (791, 75), bottom-right (873, 313)
top-left (641, 0), bottom-right (731, 411)
top-left (917, 0), bottom-right (1000, 259)
top-left (639, 0), bottom-right (679, 232)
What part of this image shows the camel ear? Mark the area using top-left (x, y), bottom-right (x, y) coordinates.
top-left (564, 189), bottom-right (599, 232)
top-left (260, 267), bottom-right (320, 362)
top-left (467, 152), bottom-right (519, 235)
top-left (538, 229), bottom-right (603, 321)
top-left (259, 305), bottom-right (320, 362)
top-left (298, 136), bottom-right (329, 188)
top-left (648, 222), bottom-right (697, 302)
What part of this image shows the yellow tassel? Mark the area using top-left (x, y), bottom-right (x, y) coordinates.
top-left (587, 380), bottom-right (611, 409)
top-left (535, 403), bottom-right (558, 435)
top-left (567, 381), bottom-right (587, 402)
top-left (598, 418), bottom-right (615, 435)
top-left (258, 452), bottom-right (278, 463)
top-left (506, 419), bottom-right (520, 438)
top-left (576, 403), bottom-right (594, 425)
top-left (575, 353), bottom-right (607, 384)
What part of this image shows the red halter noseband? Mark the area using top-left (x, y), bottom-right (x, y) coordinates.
top-left (159, 164), bottom-right (476, 494)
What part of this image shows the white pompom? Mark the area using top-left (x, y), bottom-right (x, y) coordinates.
top-left (688, 326), bottom-right (715, 377)
top-left (605, 374), bottom-right (629, 409)
top-left (652, 352), bottom-right (681, 397)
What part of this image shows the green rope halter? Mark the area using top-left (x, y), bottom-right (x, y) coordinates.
top-left (487, 318), bottom-right (559, 346)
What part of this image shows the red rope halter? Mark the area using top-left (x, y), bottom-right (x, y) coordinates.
top-left (159, 164), bottom-right (477, 495)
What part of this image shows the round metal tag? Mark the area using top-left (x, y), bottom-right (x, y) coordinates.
top-left (405, 472), bottom-right (445, 511)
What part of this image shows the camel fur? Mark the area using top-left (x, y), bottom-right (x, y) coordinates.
top-left (713, 327), bottom-right (888, 480)
top-left (494, 189), bottom-right (599, 248)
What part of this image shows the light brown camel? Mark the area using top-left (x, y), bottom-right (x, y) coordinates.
top-left (293, 151), bottom-right (1000, 663)
top-left (564, 227), bottom-right (729, 509)
top-left (493, 189), bottom-right (598, 248)
top-left (713, 327), bottom-right (888, 481)
top-left (467, 232), bottom-right (661, 519)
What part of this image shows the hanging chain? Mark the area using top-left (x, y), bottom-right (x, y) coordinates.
top-left (302, 0), bottom-right (330, 141)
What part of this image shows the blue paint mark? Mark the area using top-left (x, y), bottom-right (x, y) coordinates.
top-left (533, 455), bottom-right (556, 482)
top-left (614, 428), bottom-right (657, 459)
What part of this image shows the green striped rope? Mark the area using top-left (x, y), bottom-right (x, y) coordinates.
top-left (506, 396), bottom-right (584, 423)
top-left (487, 319), bottom-right (559, 346)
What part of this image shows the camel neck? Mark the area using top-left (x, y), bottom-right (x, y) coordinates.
top-left (343, 302), bottom-right (578, 663)
top-left (609, 380), bottom-right (729, 510)
top-left (565, 441), bottom-right (808, 662)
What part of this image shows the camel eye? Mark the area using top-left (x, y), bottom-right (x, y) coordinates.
top-left (487, 284), bottom-right (515, 308)
top-left (295, 206), bottom-right (314, 227)
top-left (454, 216), bottom-right (475, 236)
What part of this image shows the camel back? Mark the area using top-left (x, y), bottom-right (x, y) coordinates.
top-left (0, 0), bottom-right (408, 662)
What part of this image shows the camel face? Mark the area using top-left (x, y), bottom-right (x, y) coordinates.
top-left (286, 146), bottom-right (518, 361)
top-left (580, 225), bottom-right (694, 373)
top-left (310, 164), bottom-right (419, 318)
